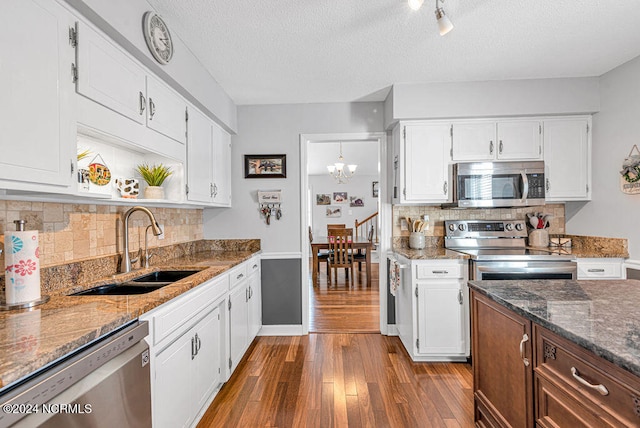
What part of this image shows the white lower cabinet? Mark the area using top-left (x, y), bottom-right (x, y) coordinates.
top-left (396, 257), bottom-right (469, 362)
top-left (577, 258), bottom-right (625, 280)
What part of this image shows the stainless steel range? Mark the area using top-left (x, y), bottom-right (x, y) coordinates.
top-left (444, 220), bottom-right (577, 280)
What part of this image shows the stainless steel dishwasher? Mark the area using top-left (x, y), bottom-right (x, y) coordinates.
top-left (0, 320), bottom-right (151, 428)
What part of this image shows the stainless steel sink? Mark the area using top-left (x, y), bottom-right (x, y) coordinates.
top-left (70, 270), bottom-right (201, 296)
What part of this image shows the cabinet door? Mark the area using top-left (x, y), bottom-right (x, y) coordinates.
top-left (0, 0), bottom-right (75, 186)
top-left (403, 124), bottom-right (451, 202)
top-left (248, 272), bottom-right (262, 340)
top-left (146, 76), bottom-right (187, 144)
top-left (193, 306), bottom-right (223, 413)
top-left (452, 122), bottom-right (496, 161)
top-left (497, 120), bottom-right (542, 160)
top-left (416, 281), bottom-right (465, 355)
top-left (154, 330), bottom-right (195, 428)
top-left (472, 291), bottom-right (534, 428)
top-left (76, 21), bottom-right (146, 125)
top-left (543, 118), bottom-right (590, 201)
top-left (187, 107), bottom-right (213, 203)
top-left (211, 123), bottom-right (232, 206)
top-left (229, 282), bottom-right (249, 373)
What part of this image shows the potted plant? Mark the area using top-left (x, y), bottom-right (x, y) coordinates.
top-left (136, 163), bottom-right (173, 199)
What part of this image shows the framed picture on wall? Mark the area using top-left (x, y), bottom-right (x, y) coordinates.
top-left (350, 196), bottom-right (364, 207)
top-left (244, 154), bottom-right (287, 178)
top-left (333, 192), bottom-right (348, 203)
top-left (316, 194), bottom-right (331, 205)
top-left (326, 206), bottom-right (342, 218)
top-left (372, 181), bottom-right (379, 198)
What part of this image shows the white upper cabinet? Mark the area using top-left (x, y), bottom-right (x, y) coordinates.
top-left (187, 107), bottom-right (214, 204)
top-left (76, 21), bottom-right (146, 125)
top-left (146, 76), bottom-right (187, 145)
top-left (452, 120), bottom-right (542, 161)
top-left (0, 0), bottom-right (75, 187)
top-left (211, 123), bottom-right (232, 206)
top-left (395, 122), bottom-right (451, 204)
top-left (543, 117), bottom-right (591, 201)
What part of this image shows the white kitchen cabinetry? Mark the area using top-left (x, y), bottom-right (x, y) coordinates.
top-left (247, 258), bottom-right (262, 339)
top-left (0, 0), bottom-right (75, 188)
top-left (186, 107), bottom-right (232, 206)
top-left (75, 21), bottom-right (186, 161)
top-left (392, 122), bottom-right (451, 204)
top-left (141, 274), bottom-right (228, 428)
top-left (395, 256), bottom-right (469, 361)
top-left (543, 117), bottom-right (591, 201)
top-left (452, 120), bottom-right (542, 161)
top-left (577, 258), bottom-right (625, 280)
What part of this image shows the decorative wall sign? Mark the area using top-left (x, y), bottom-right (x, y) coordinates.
top-left (87, 153), bottom-right (111, 186)
top-left (333, 192), bottom-right (348, 203)
top-left (620, 144), bottom-right (640, 194)
top-left (244, 154), bottom-right (286, 178)
top-left (316, 194), bottom-right (331, 205)
top-left (326, 206), bottom-right (342, 218)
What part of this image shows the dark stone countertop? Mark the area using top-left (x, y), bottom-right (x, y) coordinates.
top-left (469, 279), bottom-right (640, 378)
top-left (0, 249), bottom-right (259, 390)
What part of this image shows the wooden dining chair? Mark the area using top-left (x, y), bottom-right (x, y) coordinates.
top-left (353, 224), bottom-right (373, 273)
top-left (326, 223), bottom-right (346, 235)
top-left (309, 226), bottom-right (329, 274)
top-left (327, 228), bottom-right (355, 285)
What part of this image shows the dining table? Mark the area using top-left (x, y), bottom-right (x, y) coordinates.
top-left (311, 236), bottom-right (374, 286)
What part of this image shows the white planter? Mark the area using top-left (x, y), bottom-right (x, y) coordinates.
top-left (144, 185), bottom-right (165, 199)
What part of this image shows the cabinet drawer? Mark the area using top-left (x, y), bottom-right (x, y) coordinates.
top-left (229, 264), bottom-right (248, 290)
top-left (535, 374), bottom-right (617, 428)
top-left (415, 262), bottom-right (463, 279)
top-left (577, 259), bottom-right (624, 279)
top-left (534, 325), bottom-right (640, 427)
top-left (152, 275), bottom-right (229, 345)
top-left (247, 257), bottom-right (260, 277)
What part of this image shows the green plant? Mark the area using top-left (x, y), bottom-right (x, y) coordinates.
top-left (136, 163), bottom-right (173, 186)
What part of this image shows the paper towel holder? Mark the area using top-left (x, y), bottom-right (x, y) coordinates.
top-left (1, 219), bottom-right (50, 311)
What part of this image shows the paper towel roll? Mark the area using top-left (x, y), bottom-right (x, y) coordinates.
top-left (4, 230), bottom-right (41, 304)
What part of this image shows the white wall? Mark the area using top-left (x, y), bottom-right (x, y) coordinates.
top-left (309, 174), bottom-right (379, 239)
top-left (62, 0), bottom-right (237, 132)
top-left (566, 55), bottom-right (640, 261)
top-left (203, 102), bottom-right (385, 254)
top-left (385, 78), bottom-right (600, 129)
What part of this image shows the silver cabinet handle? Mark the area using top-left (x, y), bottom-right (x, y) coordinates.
top-left (246, 287), bottom-right (249, 302)
top-left (149, 97), bottom-right (156, 119)
top-left (499, 140), bottom-right (503, 154)
top-left (457, 289), bottom-right (463, 305)
top-left (546, 178), bottom-right (550, 191)
top-left (237, 273), bottom-right (244, 280)
top-left (489, 141), bottom-right (494, 155)
top-left (139, 92), bottom-right (146, 115)
top-left (587, 269), bottom-right (605, 273)
top-left (432, 270), bottom-right (449, 274)
top-left (249, 286), bottom-right (253, 299)
top-left (213, 183), bottom-right (218, 197)
top-left (252, 264), bottom-right (258, 270)
top-left (191, 336), bottom-right (196, 360)
top-left (571, 367), bottom-right (609, 396)
top-left (195, 333), bottom-right (201, 356)
top-left (519, 333), bottom-right (530, 367)
top-left (443, 181), bottom-right (448, 195)
top-left (210, 183), bottom-right (214, 197)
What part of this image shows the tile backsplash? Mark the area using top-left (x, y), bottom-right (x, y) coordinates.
top-left (0, 201), bottom-right (203, 269)
top-left (392, 203), bottom-right (565, 238)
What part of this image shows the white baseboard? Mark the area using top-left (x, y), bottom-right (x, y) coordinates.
top-left (258, 324), bottom-right (304, 336)
top-left (260, 252), bottom-right (303, 260)
top-left (386, 324), bottom-right (398, 336)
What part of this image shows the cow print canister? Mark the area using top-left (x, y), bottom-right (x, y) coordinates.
top-left (4, 229), bottom-right (41, 304)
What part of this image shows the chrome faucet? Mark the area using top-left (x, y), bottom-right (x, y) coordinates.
top-left (121, 206), bottom-right (162, 273)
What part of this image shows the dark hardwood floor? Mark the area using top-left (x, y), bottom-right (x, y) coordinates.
top-left (198, 334), bottom-right (474, 427)
top-left (197, 258), bottom-right (474, 427)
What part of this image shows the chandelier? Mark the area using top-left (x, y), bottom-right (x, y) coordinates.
top-left (327, 142), bottom-right (357, 184)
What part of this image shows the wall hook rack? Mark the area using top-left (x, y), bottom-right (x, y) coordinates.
top-left (258, 190), bottom-right (282, 225)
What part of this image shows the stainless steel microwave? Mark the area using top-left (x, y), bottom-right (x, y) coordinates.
top-left (451, 161), bottom-right (545, 208)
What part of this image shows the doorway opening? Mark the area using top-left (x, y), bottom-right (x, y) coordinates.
top-left (300, 133), bottom-right (389, 335)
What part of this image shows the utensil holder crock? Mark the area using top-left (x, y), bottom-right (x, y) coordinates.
top-left (409, 232), bottom-right (426, 249)
top-left (529, 229), bottom-right (549, 247)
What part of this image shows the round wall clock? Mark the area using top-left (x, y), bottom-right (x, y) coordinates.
top-left (143, 11), bottom-right (173, 64)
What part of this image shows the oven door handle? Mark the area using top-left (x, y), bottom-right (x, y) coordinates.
top-left (521, 171), bottom-right (529, 203)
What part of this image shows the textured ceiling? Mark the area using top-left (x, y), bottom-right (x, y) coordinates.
top-left (146, 0), bottom-right (640, 105)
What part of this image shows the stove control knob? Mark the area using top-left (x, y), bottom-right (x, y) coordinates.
top-left (448, 223), bottom-right (456, 232)
top-left (515, 223), bottom-right (524, 231)
top-left (458, 224), bottom-right (466, 231)
top-left (505, 223), bottom-right (513, 231)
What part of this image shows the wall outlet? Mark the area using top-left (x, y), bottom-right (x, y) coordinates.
top-left (400, 218), bottom-right (408, 231)
top-left (157, 224), bottom-right (165, 240)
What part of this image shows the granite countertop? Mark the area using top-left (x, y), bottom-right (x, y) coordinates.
top-left (0, 249), bottom-right (259, 390)
top-left (393, 247), bottom-right (470, 260)
top-left (469, 279), bottom-right (640, 378)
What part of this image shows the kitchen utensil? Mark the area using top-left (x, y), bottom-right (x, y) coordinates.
top-left (543, 214), bottom-right (553, 229)
top-left (405, 217), bottom-right (412, 232)
top-left (529, 216), bottom-right (539, 229)
top-left (537, 217), bottom-right (545, 229)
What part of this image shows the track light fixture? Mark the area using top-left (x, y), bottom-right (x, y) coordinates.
top-left (407, 0), bottom-right (454, 36)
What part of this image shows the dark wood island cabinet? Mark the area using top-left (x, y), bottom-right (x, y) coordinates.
top-left (470, 280), bottom-right (640, 428)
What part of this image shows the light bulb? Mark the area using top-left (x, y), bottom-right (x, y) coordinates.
top-left (327, 165), bottom-right (335, 173)
top-left (435, 8), bottom-right (453, 36)
top-left (408, 0), bottom-right (424, 11)
top-left (348, 165), bottom-right (357, 173)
